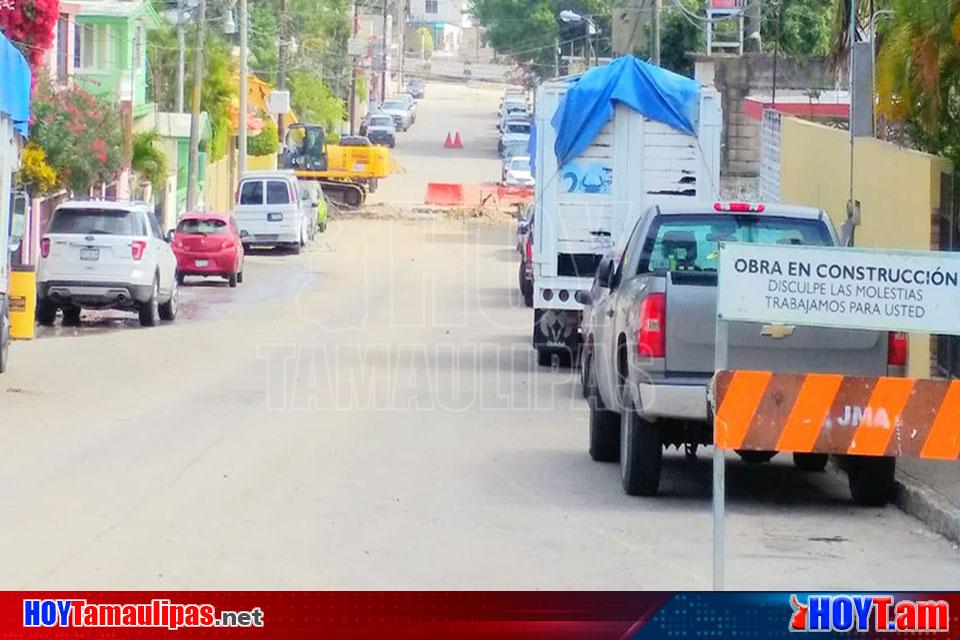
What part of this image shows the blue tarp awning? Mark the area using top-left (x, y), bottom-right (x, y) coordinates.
top-left (552, 56), bottom-right (700, 166)
top-left (0, 31), bottom-right (31, 137)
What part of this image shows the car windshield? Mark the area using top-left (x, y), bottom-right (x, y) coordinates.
top-left (505, 122), bottom-right (531, 134)
top-left (383, 100), bottom-right (405, 110)
top-left (638, 214), bottom-right (834, 274)
top-left (48, 208), bottom-right (140, 235)
top-left (370, 116), bottom-right (393, 127)
top-left (177, 218), bottom-right (228, 235)
top-left (508, 157), bottom-right (530, 171)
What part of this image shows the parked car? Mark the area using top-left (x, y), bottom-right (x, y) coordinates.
top-left (172, 213), bottom-right (245, 287)
top-left (501, 140), bottom-right (529, 162)
top-left (518, 212), bottom-right (534, 308)
top-left (499, 120), bottom-right (532, 155)
top-left (499, 97), bottom-right (527, 117)
top-left (339, 135), bottom-right (371, 147)
top-left (366, 114), bottom-right (397, 148)
top-left (380, 99), bottom-right (412, 131)
top-left (235, 171), bottom-right (315, 254)
top-left (407, 78), bottom-right (425, 99)
top-left (36, 201), bottom-right (178, 327)
top-left (499, 108), bottom-right (530, 132)
top-left (397, 93), bottom-right (418, 124)
top-left (581, 201), bottom-right (904, 505)
top-left (503, 155), bottom-right (534, 187)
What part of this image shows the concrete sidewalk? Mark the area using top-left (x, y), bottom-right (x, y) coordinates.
top-left (895, 459), bottom-right (960, 543)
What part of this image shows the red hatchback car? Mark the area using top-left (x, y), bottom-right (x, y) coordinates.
top-left (172, 213), bottom-right (245, 287)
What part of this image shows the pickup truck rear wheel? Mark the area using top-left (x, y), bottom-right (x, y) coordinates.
top-left (846, 456), bottom-right (896, 506)
top-left (793, 452), bottom-right (829, 471)
top-left (620, 407), bottom-right (662, 496)
top-left (588, 361), bottom-right (619, 462)
top-left (737, 450), bottom-right (777, 464)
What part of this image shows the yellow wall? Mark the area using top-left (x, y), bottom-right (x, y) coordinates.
top-left (246, 154), bottom-right (278, 172)
top-left (779, 117), bottom-right (952, 377)
top-left (205, 153), bottom-right (236, 213)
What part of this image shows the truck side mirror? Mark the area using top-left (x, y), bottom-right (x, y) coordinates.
top-left (596, 258), bottom-right (615, 289)
top-left (9, 191), bottom-right (28, 253)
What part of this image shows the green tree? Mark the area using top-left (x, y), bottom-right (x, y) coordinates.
top-left (247, 117), bottom-right (280, 156)
top-left (288, 70), bottom-right (346, 130)
top-left (470, 0), bottom-right (611, 77)
top-left (876, 0), bottom-right (960, 163)
top-left (131, 131), bottom-right (168, 192)
top-left (31, 82), bottom-right (123, 194)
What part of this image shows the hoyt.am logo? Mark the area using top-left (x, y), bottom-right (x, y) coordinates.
top-left (789, 595), bottom-right (950, 633)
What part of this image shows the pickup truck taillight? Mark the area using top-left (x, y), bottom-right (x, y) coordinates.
top-left (888, 332), bottom-right (908, 367)
top-left (40, 237), bottom-right (50, 258)
top-left (131, 240), bottom-right (147, 261)
top-left (525, 235), bottom-right (533, 261)
top-left (637, 293), bottom-right (666, 358)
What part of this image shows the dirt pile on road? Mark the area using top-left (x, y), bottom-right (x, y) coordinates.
top-left (336, 201), bottom-right (519, 224)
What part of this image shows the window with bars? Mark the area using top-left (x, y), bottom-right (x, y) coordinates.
top-left (75, 23), bottom-right (111, 72)
top-left (425, 0), bottom-right (439, 14)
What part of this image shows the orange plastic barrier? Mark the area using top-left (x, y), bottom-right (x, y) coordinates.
top-left (424, 183), bottom-right (465, 206)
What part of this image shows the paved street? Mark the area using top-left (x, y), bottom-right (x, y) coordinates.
top-left (2, 82), bottom-right (958, 590)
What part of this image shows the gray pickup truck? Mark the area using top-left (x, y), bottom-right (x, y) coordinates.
top-left (579, 202), bottom-right (905, 505)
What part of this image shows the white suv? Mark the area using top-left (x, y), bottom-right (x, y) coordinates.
top-left (37, 201), bottom-right (178, 327)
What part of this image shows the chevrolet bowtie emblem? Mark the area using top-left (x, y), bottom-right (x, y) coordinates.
top-left (761, 324), bottom-right (796, 339)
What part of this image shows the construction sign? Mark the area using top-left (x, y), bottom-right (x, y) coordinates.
top-left (716, 242), bottom-right (960, 335)
top-left (713, 372), bottom-right (960, 460)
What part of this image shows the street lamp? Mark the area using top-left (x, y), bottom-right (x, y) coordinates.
top-left (559, 10), bottom-right (600, 68)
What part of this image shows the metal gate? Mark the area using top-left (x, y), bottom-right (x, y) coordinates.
top-left (759, 109), bottom-right (781, 203)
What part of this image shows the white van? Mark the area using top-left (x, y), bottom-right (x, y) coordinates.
top-left (235, 171), bottom-right (316, 254)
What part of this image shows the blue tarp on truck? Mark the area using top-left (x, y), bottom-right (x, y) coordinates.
top-left (551, 56), bottom-right (700, 166)
top-left (0, 31), bottom-right (31, 136)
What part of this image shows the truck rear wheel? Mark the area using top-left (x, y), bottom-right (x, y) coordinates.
top-left (588, 361), bottom-right (619, 462)
top-left (846, 456), bottom-right (896, 506)
top-left (737, 450), bottom-right (777, 464)
top-left (793, 452), bottom-right (829, 472)
top-left (620, 407), bottom-right (662, 496)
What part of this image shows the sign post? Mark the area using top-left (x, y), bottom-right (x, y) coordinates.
top-left (712, 242), bottom-right (960, 591)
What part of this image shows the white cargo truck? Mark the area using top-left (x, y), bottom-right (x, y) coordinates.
top-left (0, 33), bottom-right (31, 373)
top-left (531, 71), bottom-right (722, 366)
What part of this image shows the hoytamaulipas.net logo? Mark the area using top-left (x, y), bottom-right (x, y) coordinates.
top-left (24, 598), bottom-right (264, 630)
top-left (789, 594), bottom-right (949, 633)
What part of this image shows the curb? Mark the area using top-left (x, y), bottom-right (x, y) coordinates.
top-left (893, 475), bottom-right (959, 544)
top-left (827, 459), bottom-right (959, 544)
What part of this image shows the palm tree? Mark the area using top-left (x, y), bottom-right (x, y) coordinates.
top-left (874, 0), bottom-right (960, 157)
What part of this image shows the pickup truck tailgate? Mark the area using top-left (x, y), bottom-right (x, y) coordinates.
top-left (664, 272), bottom-right (887, 376)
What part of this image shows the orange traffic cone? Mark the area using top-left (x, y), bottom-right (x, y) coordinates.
top-left (453, 132), bottom-right (463, 149)
top-left (444, 132), bottom-right (454, 149)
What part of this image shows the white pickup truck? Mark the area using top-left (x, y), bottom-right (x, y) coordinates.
top-left (531, 67), bottom-right (721, 366)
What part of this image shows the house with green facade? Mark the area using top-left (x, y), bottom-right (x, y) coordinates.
top-left (73, 0), bottom-right (162, 118)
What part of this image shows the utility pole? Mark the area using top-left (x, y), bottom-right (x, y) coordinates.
top-left (238, 0), bottom-right (248, 176)
top-left (745, 0), bottom-right (762, 52)
top-left (397, 0), bottom-right (405, 93)
top-left (381, 0), bottom-right (389, 103)
top-left (652, 0), bottom-right (661, 66)
top-left (348, 0), bottom-right (359, 134)
top-left (554, 35), bottom-right (560, 76)
top-left (277, 0), bottom-right (289, 143)
top-left (176, 0), bottom-right (185, 112)
top-left (186, 0), bottom-right (206, 211)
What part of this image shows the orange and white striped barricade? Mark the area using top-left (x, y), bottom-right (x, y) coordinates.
top-left (711, 241), bottom-right (960, 590)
